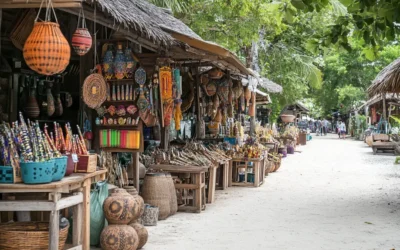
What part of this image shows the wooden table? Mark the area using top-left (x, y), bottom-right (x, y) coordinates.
top-left (149, 164), bottom-right (208, 213)
top-left (229, 157), bottom-right (265, 187)
top-left (0, 169), bottom-right (107, 250)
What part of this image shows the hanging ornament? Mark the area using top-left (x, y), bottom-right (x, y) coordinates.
top-left (71, 8), bottom-right (92, 56)
top-left (125, 47), bottom-right (137, 79)
top-left (102, 44), bottom-right (114, 80)
top-left (23, 0), bottom-right (70, 75)
top-left (114, 44), bottom-right (127, 80)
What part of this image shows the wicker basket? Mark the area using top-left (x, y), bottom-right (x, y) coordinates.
top-left (0, 222), bottom-right (69, 250)
top-left (142, 173), bottom-right (171, 220)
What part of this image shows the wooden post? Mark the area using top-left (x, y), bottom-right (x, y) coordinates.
top-left (382, 93), bottom-right (387, 120)
top-left (194, 66), bottom-right (202, 137)
top-left (132, 152), bottom-right (140, 192)
top-left (82, 178), bottom-right (91, 250)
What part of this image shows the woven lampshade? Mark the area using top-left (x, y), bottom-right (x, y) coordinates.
top-left (23, 22), bottom-right (70, 75)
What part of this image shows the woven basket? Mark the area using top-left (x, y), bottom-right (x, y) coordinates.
top-left (0, 222), bottom-right (69, 250)
top-left (82, 73), bottom-right (107, 109)
top-left (142, 173), bottom-right (171, 220)
top-left (10, 9), bottom-right (36, 51)
top-left (165, 173), bottom-right (178, 215)
top-left (23, 22), bottom-right (70, 75)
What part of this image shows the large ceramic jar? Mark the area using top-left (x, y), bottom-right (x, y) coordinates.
top-left (129, 222), bottom-right (148, 249)
top-left (114, 44), bottom-right (127, 80)
top-left (103, 188), bottom-right (140, 225)
top-left (100, 225), bottom-right (139, 250)
top-left (103, 44), bottom-right (114, 80)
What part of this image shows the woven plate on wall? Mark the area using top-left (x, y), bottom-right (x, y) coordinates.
top-left (82, 73), bottom-right (107, 109)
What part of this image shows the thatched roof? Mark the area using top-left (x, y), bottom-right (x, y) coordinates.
top-left (93, 0), bottom-right (179, 45)
top-left (259, 77), bottom-right (283, 93)
top-left (368, 58), bottom-right (400, 97)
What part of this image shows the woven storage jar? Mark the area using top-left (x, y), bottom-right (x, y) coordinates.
top-left (0, 222), bottom-right (69, 250)
top-left (23, 22), bottom-right (70, 76)
top-left (72, 28), bottom-right (92, 56)
top-left (142, 173), bottom-right (171, 220)
top-left (165, 173), bottom-right (178, 215)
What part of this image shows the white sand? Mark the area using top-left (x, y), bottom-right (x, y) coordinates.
top-left (145, 134), bottom-right (400, 250)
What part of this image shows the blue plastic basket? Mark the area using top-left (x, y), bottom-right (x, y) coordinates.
top-left (0, 166), bottom-right (14, 183)
top-left (224, 137), bottom-right (237, 145)
top-left (20, 160), bottom-right (54, 184)
top-left (52, 156), bottom-right (68, 182)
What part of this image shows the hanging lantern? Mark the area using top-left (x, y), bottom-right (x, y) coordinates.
top-left (23, 22), bottom-right (70, 75)
top-left (71, 8), bottom-right (92, 56)
top-left (72, 28), bottom-right (92, 56)
top-left (114, 44), bottom-right (127, 80)
top-left (124, 47), bottom-right (137, 79)
top-left (23, 1), bottom-right (70, 75)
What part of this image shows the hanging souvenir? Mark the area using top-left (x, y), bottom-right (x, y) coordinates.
top-left (181, 73), bottom-right (195, 112)
top-left (240, 93), bottom-right (245, 112)
top-left (103, 44), bottom-right (114, 80)
top-left (163, 99), bottom-right (174, 127)
top-left (125, 47), bottom-right (137, 79)
top-left (201, 74), bottom-right (209, 86)
top-left (54, 94), bottom-right (63, 116)
top-left (114, 44), bottom-right (127, 80)
top-left (137, 90), bottom-right (149, 112)
top-left (24, 77), bottom-right (40, 118)
top-left (46, 86), bottom-right (55, 116)
top-left (228, 105), bottom-right (234, 118)
top-left (213, 108), bottom-right (222, 123)
top-left (23, 0), bottom-right (70, 75)
top-left (245, 87), bottom-right (251, 107)
top-left (82, 73), bottom-right (107, 109)
top-left (65, 92), bottom-right (73, 107)
top-left (208, 68), bottom-right (225, 79)
top-left (217, 78), bottom-right (230, 104)
top-left (212, 95), bottom-right (220, 119)
top-left (135, 67), bottom-right (146, 85)
top-left (174, 99), bottom-right (182, 131)
top-left (71, 8), bottom-right (92, 56)
top-left (204, 81), bottom-right (217, 97)
top-left (159, 67), bottom-right (173, 100)
top-left (207, 98), bottom-right (213, 117)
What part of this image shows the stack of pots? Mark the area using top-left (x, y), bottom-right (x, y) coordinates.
top-left (142, 172), bottom-right (178, 220)
top-left (100, 188), bottom-right (148, 250)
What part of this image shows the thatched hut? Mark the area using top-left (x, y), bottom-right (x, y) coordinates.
top-left (367, 58), bottom-right (400, 97)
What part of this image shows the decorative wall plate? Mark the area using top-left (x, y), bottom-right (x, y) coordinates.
top-left (82, 73), bottom-right (107, 109)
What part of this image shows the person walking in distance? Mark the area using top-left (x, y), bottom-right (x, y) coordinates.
top-left (338, 121), bottom-right (346, 139)
top-left (322, 118), bottom-right (328, 136)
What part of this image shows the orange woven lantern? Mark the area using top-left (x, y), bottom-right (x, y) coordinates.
top-left (23, 21), bottom-right (70, 75)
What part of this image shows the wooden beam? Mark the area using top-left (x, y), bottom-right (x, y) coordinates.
top-left (0, 201), bottom-right (55, 211)
top-left (55, 193), bottom-right (83, 210)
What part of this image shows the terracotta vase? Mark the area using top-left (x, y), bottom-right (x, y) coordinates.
top-left (72, 28), bottom-right (92, 56)
top-left (23, 22), bottom-right (70, 75)
top-left (114, 44), bottom-right (127, 80)
top-left (64, 154), bottom-right (75, 176)
top-left (129, 223), bottom-right (148, 249)
top-left (100, 225), bottom-right (139, 250)
top-left (103, 188), bottom-right (140, 225)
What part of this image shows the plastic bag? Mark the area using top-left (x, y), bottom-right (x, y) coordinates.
top-left (90, 181), bottom-right (108, 246)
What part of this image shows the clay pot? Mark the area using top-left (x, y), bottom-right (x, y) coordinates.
top-left (129, 223), bottom-right (148, 249)
top-left (103, 188), bottom-right (140, 225)
top-left (100, 225), bottom-right (139, 250)
top-left (124, 186), bottom-right (145, 223)
top-left (64, 154), bottom-right (75, 176)
top-left (165, 173), bottom-right (178, 215)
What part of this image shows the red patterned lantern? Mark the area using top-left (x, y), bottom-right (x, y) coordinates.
top-left (72, 28), bottom-right (92, 56)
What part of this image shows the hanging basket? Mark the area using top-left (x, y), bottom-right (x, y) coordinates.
top-left (72, 8), bottom-right (92, 56)
top-left (82, 73), bottom-right (107, 109)
top-left (23, 22), bottom-right (70, 75)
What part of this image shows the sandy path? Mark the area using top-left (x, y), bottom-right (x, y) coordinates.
top-left (145, 134), bottom-right (400, 250)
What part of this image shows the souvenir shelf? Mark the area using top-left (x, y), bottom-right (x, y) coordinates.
top-left (98, 120), bottom-right (144, 153)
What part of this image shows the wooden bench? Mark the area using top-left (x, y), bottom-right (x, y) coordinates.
top-left (372, 141), bottom-right (396, 155)
top-left (0, 169), bottom-right (107, 250)
top-left (149, 164), bottom-right (208, 213)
